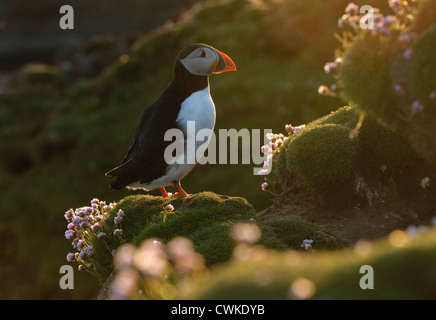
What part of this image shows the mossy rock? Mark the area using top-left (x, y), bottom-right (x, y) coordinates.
top-left (286, 123), bottom-right (358, 192)
top-left (274, 106), bottom-right (415, 194)
top-left (184, 228), bottom-right (436, 299)
top-left (91, 192), bottom-right (285, 283)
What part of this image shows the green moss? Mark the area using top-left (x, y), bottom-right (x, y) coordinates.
top-left (264, 216), bottom-right (350, 250)
top-left (274, 106), bottom-right (416, 192)
top-left (92, 193), bottom-right (350, 283)
top-left (358, 117), bottom-right (416, 172)
top-left (91, 192), bottom-right (285, 283)
top-left (313, 105), bottom-right (359, 128)
top-left (411, 23), bottom-right (436, 109)
top-left (132, 193), bottom-right (255, 244)
top-left (338, 34), bottom-right (394, 117)
top-left (185, 228), bottom-right (436, 299)
top-left (285, 123), bottom-right (358, 192)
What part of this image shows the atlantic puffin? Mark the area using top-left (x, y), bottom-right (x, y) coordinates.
top-left (106, 43), bottom-right (236, 197)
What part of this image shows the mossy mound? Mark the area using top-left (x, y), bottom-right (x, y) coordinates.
top-left (273, 105), bottom-right (416, 195)
top-left (90, 192), bottom-right (263, 283)
top-left (91, 192), bottom-right (257, 282)
top-left (286, 124), bottom-right (358, 191)
top-left (88, 192), bottom-right (348, 284)
top-left (263, 104), bottom-right (435, 243)
top-left (411, 23), bottom-right (436, 99)
top-left (263, 216), bottom-right (350, 250)
top-left (183, 227), bottom-right (436, 299)
top-left (333, 0), bottom-right (436, 164)
top-left (338, 35), bottom-right (393, 118)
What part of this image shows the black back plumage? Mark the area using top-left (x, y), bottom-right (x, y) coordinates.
top-left (106, 45), bottom-right (209, 190)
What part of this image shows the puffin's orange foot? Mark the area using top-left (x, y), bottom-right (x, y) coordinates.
top-left (181, 193), bottom-right (193, 198)
top-left (172, 183), bottom-right (193, 198)
top-left (169, 191), bottom-right (193, 198)
top-left (160, 188), bottom-right (169, 198)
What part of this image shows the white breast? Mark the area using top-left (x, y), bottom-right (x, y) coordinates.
top-left (177, 86), bottom-right (216, 133)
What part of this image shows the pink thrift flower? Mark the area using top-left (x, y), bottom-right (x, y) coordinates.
top-left (261, 182), bottom-right (269, 191)
top-left (67, 253), bottom-right (75, 262)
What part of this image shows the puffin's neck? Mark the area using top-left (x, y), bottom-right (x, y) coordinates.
top-left (171, 60), bottom-right (209, 97)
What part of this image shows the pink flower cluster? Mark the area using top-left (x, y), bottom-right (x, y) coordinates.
top-left (259, 124), bottom-right (305, 192)
top-left (110, 237), bottom-right (205, 299)
top-left (64, 198), bottom-right (117, 270)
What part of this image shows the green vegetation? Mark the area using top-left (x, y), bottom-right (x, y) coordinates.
top-left (263, 216), bottom-right (350, 250)
top-left (1, 0), bottom-right (435, 299)
top-left (286, 124), bottom-right (358, 191)
top-left (184, 227), bottom-right (436, 299)
top-left (77, 192), bottom-right (347, 284)
top-left (1, 0), bottom-right (352, 299)
top-left (272, 106), bottom-right (416, 193)
top-left (411, 23), bottom-right (436, 105)
top-left (91, 192), bottom-right (263, 283)
top-left (330, 0), bottom-right (436, 163)
top-left (338, 34), bottom-right (394, 117)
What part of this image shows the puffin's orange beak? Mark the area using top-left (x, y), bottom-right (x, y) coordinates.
top-left (213, 50), bottom-right (236, 74)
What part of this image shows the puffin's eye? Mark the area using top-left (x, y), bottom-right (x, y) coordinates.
top-left (200, 50), bottom-right (206, 58)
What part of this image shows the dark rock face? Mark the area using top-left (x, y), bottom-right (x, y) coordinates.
top-left (0, 0), bottom-right (201, 70)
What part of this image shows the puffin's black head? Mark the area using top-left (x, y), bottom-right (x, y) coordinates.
top-left (176, 43), bottom-right (236, 77)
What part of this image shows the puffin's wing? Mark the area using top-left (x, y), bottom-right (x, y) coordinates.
top-left (105, 92), bottom-right (181, 190)
top-left (105, 150), bottom-right (167, 190)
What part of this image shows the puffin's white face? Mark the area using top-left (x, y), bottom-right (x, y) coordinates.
top-left (179, 47), bottom-right (220, 76)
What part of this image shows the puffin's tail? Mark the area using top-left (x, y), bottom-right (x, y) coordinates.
top-left (105, 162), bottom-right (134, 190)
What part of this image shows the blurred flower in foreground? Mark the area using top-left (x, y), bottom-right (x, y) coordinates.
top-left (231, 223), bottom-right (261, 245)
top-left (134, 239), bottom-right (168, 278)
top-left (109, 236), bottom-right (206, 299)
top-left (168, 237), bottom-right (205, 275)
top-left (109, 268), bottom-right (138, 300)
top-left (289, 277), bottom-right (316, 300)
top-left (406, 224), bottom-right (427, 237)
